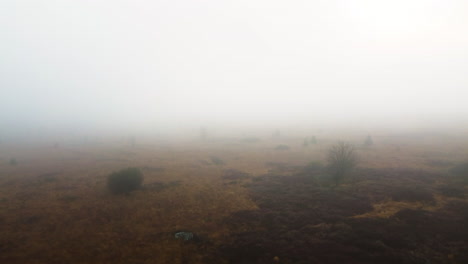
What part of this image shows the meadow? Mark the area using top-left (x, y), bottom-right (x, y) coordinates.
top-left (0, 130), bottom-right (467, 263)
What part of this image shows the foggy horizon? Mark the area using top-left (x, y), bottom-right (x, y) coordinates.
top-left (2, 0), bottom-right (468, 137)
top-left (2, 2), bottom-right (468, 263)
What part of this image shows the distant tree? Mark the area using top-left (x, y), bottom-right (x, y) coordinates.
top-left (364, 135), bottom-right (373, 146)
top-left (303, 138), bottom-right (309, 147)
top-left (310, 136), bottom-right (317, 144)
top-left (327, 142), bottom-right (357, 187)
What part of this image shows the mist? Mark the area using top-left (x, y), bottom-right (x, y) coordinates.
top-left (3, 2), bottom-right (468, 263)
top-left (1, 0), bottom-right (468, 139)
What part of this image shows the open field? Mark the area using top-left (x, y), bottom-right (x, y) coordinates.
top-left (1, 132), bottom-right (468, 263)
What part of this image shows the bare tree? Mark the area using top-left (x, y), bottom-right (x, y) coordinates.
top-left (327, 142), bottom-right (358, 186)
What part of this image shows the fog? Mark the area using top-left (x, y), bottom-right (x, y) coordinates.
top-left (1, 0), bottom-right (468, 140)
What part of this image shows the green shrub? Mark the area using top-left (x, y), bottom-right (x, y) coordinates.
top-left (107, 167), bottom-right (144, 194)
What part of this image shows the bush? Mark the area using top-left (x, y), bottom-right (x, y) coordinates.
top-left (327, 142), bottom-right (357, 186)
top-left (107, 167), bottom-right (144, 194)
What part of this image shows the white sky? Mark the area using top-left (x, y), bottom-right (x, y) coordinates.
top-left (1, 0), bottom-right (467, 133)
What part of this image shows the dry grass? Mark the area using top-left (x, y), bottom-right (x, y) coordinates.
top-left (351, 194), bottom-right (450, 219)
top-left (0, 133), bottom-right (467, 263)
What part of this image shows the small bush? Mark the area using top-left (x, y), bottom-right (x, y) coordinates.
top-left (327, 142), bottom-right (357, 186)
top-left (107, 167), bottom-right (144, 194)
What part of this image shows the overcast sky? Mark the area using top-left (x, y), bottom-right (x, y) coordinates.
top-left (1, 0), bottom-right (467, 133)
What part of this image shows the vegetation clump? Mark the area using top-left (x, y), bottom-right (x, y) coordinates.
top-left (107, 167), bottom-right (144, 194)
top-left (327, 142), bottom-right (357, 186)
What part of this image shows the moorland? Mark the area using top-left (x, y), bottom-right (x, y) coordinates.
top-left (0, 130), bottom-right (467, 263)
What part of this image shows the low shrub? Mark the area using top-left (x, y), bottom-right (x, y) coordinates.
top-left (327, 142), bottom-right (357, 186)
top-left (107, 167), bottom-right (144, 194)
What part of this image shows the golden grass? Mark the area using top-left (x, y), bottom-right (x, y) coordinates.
top-left (0, 134), bottom-right (467, 263)
top-left (351, 194), bottom-right (452, 219)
